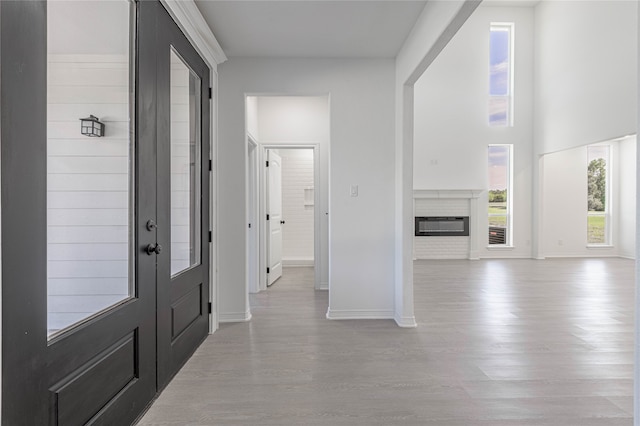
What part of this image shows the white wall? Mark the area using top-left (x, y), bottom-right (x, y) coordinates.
top-left (534, 1), bottom-right (637, 155)
top-left (280, 149), bottom-right (315, 265)
top-left (542, 138), bottom-right (636, 258)
top-left (413, 4), bottom-right (534, 258)
top-left (218, 58), bottom-right (396, 321)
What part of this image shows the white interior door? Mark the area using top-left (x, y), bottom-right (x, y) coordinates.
top-left (267, 150), bottom-right (283, 285)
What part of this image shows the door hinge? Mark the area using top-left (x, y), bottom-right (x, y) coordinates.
top-left (266, 214), bottom-right (270, 221)
top-left (208, 87), bottom-right (212, 99)
top-left (208, 302), bottom-right (212, 314)
top-left (208, 159), bottom-right (212, 171)
top-left (266, 160), bottom-right (269, 167)
top-left (208, 231), bottom-right (212, 242)
top-left (267, 267), bottom-right (270, 274)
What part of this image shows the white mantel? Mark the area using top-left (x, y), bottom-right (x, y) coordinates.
top-left (413, 189), bottom-right (483, 260)
top-left (413, 189), bottom-right (483, 199)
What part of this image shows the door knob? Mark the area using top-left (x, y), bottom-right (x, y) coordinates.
top-left (146, 219), bottom-right (157, 231)
top-left (146, 243), bottom-right (163, 255)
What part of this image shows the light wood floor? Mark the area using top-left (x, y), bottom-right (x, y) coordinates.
top-left (137, 258), bottom-right (634, 425)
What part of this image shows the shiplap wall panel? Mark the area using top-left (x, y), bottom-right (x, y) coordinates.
top-left (48, 156), bottom-right (128, 174)
top-left (47, 54), bottom-right (131, 332)
top-left (49, 278), bottom-right (129, 295)
top-left (48, 175), bottom-right (129, 192)
top-left (48, 86), bottom-right (129, 105)
top-left (48, 192), bottom-right (129, 209)
top-left (281, 149), bottom-right (314, 264)
top-left (47, 243), bottom-right (128, 261)
top-left (48, 261), bottom-right (128, 278)
top-left (48, 140), bottom-right (129, 156)
top-left (48, 226), bottom-right (128, 244)
top-left (48, 104), bottom-right (128, 122)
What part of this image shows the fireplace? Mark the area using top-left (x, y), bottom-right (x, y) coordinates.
top-left (415, 216), bottom-right (470, 237)
top-left (413, 189), bottom-right (482, 260)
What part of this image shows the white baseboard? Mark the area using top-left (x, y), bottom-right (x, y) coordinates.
top-left (218, 309), bottom-right (252, 323)
top-left (208, 312), bottom-right (217, 334)
top-left (542, 253), bottom-right (620, 259)
top-left (394, 314), bottom-right (417, 328)
top-left (326, 308), bottom-right (394, 321)
top-left (282, 258), bottom-right (314, 267)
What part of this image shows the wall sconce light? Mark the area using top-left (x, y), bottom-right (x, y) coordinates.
top-left (79, 115), bottom-right (105, 137)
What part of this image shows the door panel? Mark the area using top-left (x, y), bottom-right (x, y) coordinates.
top-left (156, 3), bottom-right (210, 388)
top-left (0, 0), bottom-right (212, 423)
top-left (267, 150), bottom-right (283, 285)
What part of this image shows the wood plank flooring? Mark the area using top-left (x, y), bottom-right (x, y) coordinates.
top-left (137, 258), bottom-right (634, 425)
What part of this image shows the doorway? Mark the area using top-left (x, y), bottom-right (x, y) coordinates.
top-left (265, 147), bottom-right (316, 287)
top-left (245, 95), bottom-right (329, 296)
top-left (1, 1), bottom-right (211, 423)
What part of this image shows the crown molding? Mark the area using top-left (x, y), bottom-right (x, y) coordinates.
top-left (161, 0), bottom-right (228, 69)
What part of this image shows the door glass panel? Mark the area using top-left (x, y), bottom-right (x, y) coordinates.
top-left (170, 49), bottom-right (202, 276)
top-left (47, 0), bottom-right (134, 338)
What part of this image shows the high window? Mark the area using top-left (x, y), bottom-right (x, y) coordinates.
top-left (489, 23), bottom-right (514, 127)
top-left (587, 145), bottom-right (610, 245)
top-left (488, 145), bottom-right (513, 245)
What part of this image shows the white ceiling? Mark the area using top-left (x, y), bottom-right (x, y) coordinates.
top-left (194, 1), bottom-right (428, 58)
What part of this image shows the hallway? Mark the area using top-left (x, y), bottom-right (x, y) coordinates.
top-left (138, 259), bottom-right (633, 425)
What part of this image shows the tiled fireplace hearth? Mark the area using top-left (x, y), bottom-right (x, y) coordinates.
top-left (414, 190), bottom-right (483, 260)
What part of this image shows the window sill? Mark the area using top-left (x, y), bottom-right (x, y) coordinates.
top-left (586, 244), bottom-right (614, 249)
top-left (486, 245), bottom-right (514, 250)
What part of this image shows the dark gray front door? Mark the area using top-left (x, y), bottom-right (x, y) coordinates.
top-left (1, 1), bottom-right (210, 423)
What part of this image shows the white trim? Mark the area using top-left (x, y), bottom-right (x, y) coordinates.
top-left (326, 309), bottom-right (395, 321)
top-left (160, 0), bottom-right (227, 68)
top-left (218, 310), bottom-right (252, 323)
top-left (246, 136), bottom-right (259, 294)
top-left (543, 254), bottom-right (620, 259)
top-left (394, 314), bottom-right (417, 328)
top-left (318, 281), bottom-right (329, 291)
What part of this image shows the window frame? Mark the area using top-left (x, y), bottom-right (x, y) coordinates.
top-left (489, 22), bottom-right (515, 127)
top-left (488, 144), bottom-right (513, 247)
top-left (586, 144), bottom-right (611, 246)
